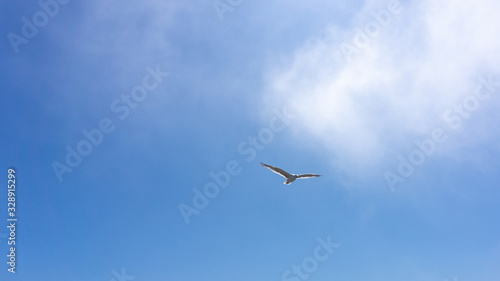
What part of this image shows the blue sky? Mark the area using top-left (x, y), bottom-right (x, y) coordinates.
top-left (1, 0), bottom-right (500, 280)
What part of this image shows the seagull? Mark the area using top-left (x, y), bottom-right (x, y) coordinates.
top-left (260, 162), bottom-right (321, 185)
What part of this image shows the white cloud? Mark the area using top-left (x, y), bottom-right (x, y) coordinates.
top-left (264, 0), bottom-right (500, 177)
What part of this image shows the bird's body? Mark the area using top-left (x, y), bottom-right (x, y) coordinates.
top-left (260, 162), bottom-right (321, 185)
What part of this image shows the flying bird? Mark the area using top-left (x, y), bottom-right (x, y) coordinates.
top-left (260, 162), bottom-right (321, 185)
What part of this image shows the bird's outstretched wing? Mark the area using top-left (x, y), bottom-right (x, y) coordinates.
top-left (297, 174), bottom-right (321, 179)
top-left (260, 162), bottom-right (292, 178)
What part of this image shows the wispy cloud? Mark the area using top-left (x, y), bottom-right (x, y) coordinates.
top-left (264, 0), bottom-right (500, 180)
